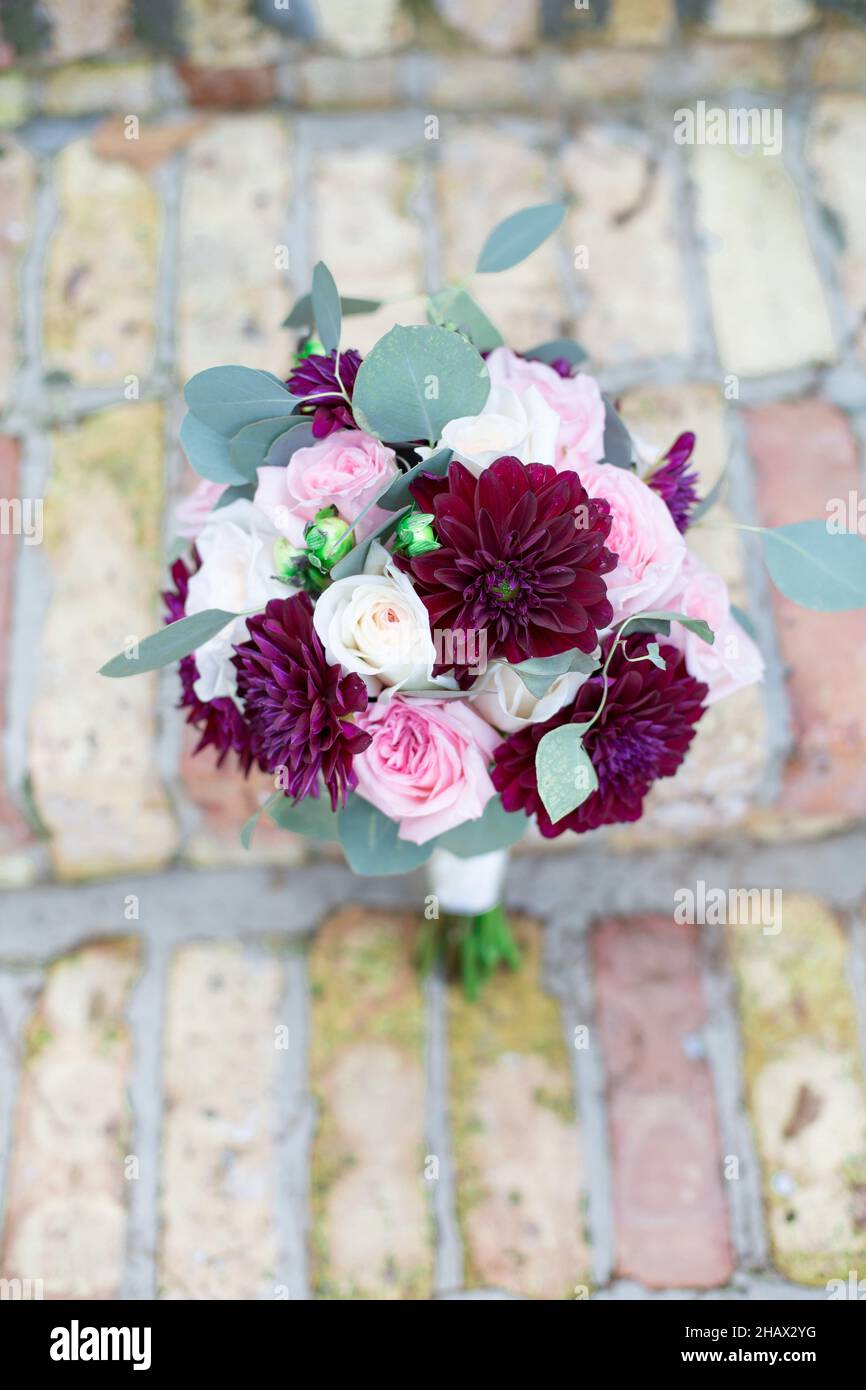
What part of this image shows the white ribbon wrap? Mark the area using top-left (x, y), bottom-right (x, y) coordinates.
top-left (425, 847), bottom-right (509, 916)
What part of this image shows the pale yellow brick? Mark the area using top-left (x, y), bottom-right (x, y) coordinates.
top-left (29, 403), bottom-right (179, 878)
top-left (44, 139), bottom-right (159, 385)
top-left (178, 116), bottom-right (292, 378)
top-left (807, 95), bottom-right (866, 365)
top-left (0, 942), bottom-right (139, 1299)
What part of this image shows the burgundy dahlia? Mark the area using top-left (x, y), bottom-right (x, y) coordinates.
top-left (162, 554), bottom-right (258, 774)
top-left (402, 456), bottom-right (617, 680)
top-left (647, 431), bottom-right (700, 533)
top-left (286, 348), bottom-right (362, 438)
top-left (233, 592), bottom-right (371, 810)
top-left (492, 635), bottom-right (708, 837)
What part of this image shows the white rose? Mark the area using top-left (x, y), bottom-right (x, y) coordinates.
top-left (431, 384), bottom-right (559, 475)
top-left (312, 542), bottom-right (436, 691)
top-left (185, 499), bottom-right (287, 703)
top-left (470, 662), bottom-right (590, 734)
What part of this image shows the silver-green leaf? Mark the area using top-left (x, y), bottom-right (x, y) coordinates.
top-left (351, 325), bottom-right (489, 446)
top-left (311, 260), bottom-right (342, 353)
top-left (535, 725), bottom-right (599, 825)
top-left (761, 521), bottom-right (866, 611)
top-left (476, 202), bottom-right (567, 274)
top-left (100, 609), bottom-right (239, 678)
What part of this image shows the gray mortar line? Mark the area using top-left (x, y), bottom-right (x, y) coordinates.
top-left (700, 920), bottom-right (769, 1271)
top-left (120, 932), bottom-right (169, 1300)
top-left (273, 944), bottom-right (313, 1301)
top-left (844, 905), bottom-right (866, 1098)
top-left (424, 970), bottom-right (463, 1295)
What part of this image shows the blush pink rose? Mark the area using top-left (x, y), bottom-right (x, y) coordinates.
top-left (571, 459), bottom-right (686, 621)
top-left (352, 697), bottom-right (501, 845)
top-left (666, 553), bottom-right (764, 705)
top-left (485, 346), bottom-right (606, 470)
top-left (255, 429), bottom-right (398, 547)
top-left (175, 479), bottom-right (227, 540)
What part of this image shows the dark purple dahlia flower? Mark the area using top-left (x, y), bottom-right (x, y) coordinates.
top-left (162, 554), bottom-right (258, 773)
top-left (492, 635), bottom-right (708, 838)
top-left (286, 348), bottom-right (362, 438)
top-left (233, 592), bottom-right (371, 810)
top-left (402, 456), bottom-right (617, 680)
top-left (647, 431), bottom-right (700, 533)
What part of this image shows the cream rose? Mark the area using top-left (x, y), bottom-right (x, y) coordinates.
top-left (470, 662), bottom-right (590, 734)
top-left (430, 383), bottom-right (559, 475)
top-left (311, 542), bottom-right (435, 690)
top-left (185, 499), bottom-right (287, 703)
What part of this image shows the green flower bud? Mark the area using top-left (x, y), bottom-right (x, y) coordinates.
top-left (303, 506), bottom-right (353, 571)
top-left (294, 335), bottom-right (325, 365)
top-left (273, 537), bottom-right (304, 584)
top-left (395, 510), bottom-right (440, 558)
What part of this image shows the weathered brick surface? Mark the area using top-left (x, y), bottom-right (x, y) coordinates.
top-left (437, 126), bottom-right (562, 350)
top-left (314, 149), bottom-right (425, 354)
top-left (700, 0), bottom-right (817, 36)
top-left (178, 116), bottom-right (292, 379)
top-left (731, 895), bottom-right (866, 1284)
top-left (308, 908), bottom-right (433, 1299)
top-left (29, 404), bottom-right (179, 878)
top-left (41, 61), bottom-right (156, 117)
top-left (747, 399), bottom-right (866, 830)
top-left (0, 135), bottom-right (33, 409)
top-left (179, 0), bottom-right (283, 68)
top-left (44, 139), bottom-right (159, 386)
top-left (316, 0), bottom-right (407, 57)
top-left (594, 915), bottom-right (734, 1289)
top-left (807, 95), bottom-right (866, 363)
top-left (608, 0), bottom-right (674, 45)
top-left (690, 143), bottom-right (836, 377)
top-left (0, 941), bottom-right (138, 1299)
top-left (435, 0), bottom-right (538, 52)
top-left (560, 129), bottom-right (692, 367)
top-left (181, 732), bottom-right (306, 870)
top-left (811, 25), bottom-right (866, 86)
top-left (40, 0), bottom-right (130, 62)
top-left (448, 919), bottom-right (588, 1298)
top-left (297, 56), bottom-right (401, 109)
top-left (160, 943), bottom-right (284, 1299)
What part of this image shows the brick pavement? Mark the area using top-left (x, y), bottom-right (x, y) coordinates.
top-left (1, 0), bottom-right (866, 1299)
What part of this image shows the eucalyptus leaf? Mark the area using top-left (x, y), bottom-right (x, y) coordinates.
top-left (524, 338), bottom-right (588, 368)
top-left (761, 521), bottom-right (866, 611)
top-left (311, 260), bottom-right (341, 353)
top-left (229, 416), bottom-right (300, 479)
top-left (622, 610), bottom-right (714, 645)
top-left (180, 412), bottom-right (248, 485)
top-left (265, 419), bottom-right (317, 466)
top-left (646, 641), bottom-right (667, 670)
top-left (269, 791), bottom-right (340, 841)
top-left (351, 325), bottom-right (490, 446)
top-left (184, 365), bottom-right (297, 437)
top-left (535, 724), bottom-right (599, 825)
top-left (624, 617), bottom-right (671, 636)
top-left (514, 648), bottom-right (600, 699)
top-left (434, 796), bottom-right (527, 857)
top-left (338, 796), bottom-right (433, 875)
top-left (100, 609), bottom-right (239, 677)
top-left (476, 202), bottom-right (567, 274)
top-left (328, 507), bottom-right (410, 580)
top-left (427, 287), bottom-right (504, 352)
top-left (283, 293), bottom-right (381, 329)
top-left (240, 791), bottom-right (282, 850)
top-left (601, 396), bottom-right (635, 470)
top-left (214, 482), bottom-right (256, 508)
top-left (376, 447), bottom-right (453, 511)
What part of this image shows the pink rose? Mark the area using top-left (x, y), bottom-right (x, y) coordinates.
top-left (255, 429), bottom-right (398, 547)
top-left (485, 346), bottom-right (606, 470)
top-left (175, 480), bottom-right (227, 540)
top-left (353, 697), bottom-right (501, 845)
top-left (666, 553), bottom-right (764, 706)
top-left (571, 459), bottom-right (686, 621)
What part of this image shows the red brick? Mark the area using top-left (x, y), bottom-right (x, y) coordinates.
top-left (593, 915), bottom-right (733, 1289)
top-left (175, 63), bottom-right (277, 109)
top-left (0, 437), bottom-right (33, 860)
top-left (747, 400), bottom-right (866, 825)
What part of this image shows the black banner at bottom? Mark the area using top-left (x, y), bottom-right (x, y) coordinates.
top-left (1, 1293), bottom-right (859, 1373)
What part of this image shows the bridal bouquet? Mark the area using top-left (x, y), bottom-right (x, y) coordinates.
top-left (102, 202), bottom-right (866, 995)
